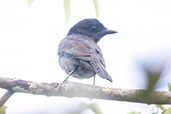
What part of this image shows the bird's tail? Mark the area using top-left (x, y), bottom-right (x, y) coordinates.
top-left (96, 65), bottom-right (113, 82)
top-left (90, 59), bottom-right (113, 82)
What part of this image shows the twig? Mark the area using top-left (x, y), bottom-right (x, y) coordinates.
top-left (0, 76), bottom-right (171, 105)
top-left (0, 90), bottom-right (14, 107)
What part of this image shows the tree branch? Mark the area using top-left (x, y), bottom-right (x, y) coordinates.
top-left (0, 90), bottom-right (14, 107)
top-left (0, 76), bottom-right (171, 106)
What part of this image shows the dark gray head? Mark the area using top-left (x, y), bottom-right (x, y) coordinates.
top-left (67, 19), bottom-right (117, 42)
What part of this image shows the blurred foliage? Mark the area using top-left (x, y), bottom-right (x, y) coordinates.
top-left (168, 83), bottom-right (171, 91)
top-left (138, 62), bottom-right (165, 102)
top-left (88, 102), bottom-right (102, 114)
top-left (28, 0), bottom-right (34, 7)
top-left (28, 0), bottom-right (99, 23)
top-left (0, 106), bottom-right (7, 114)
top-left (63, 0), bottom-right (100, 23)
top-left (128, 111), bottom-right (141, 114)
top-left (65, 102), bottom-right (103, 114)
top-left (144, 67), bottom-right (162, 98)
top-left (64, 0), bottom-right (70, 23)
top-left (156, 105), bottom-right (167, 113)
top-left (93, 0), bottom-right (99, 18)
top-left (162, 107), bottom-right (171, 114)
top-left (156, 105), bottom-right (171, 114)
top-left (63, 0), bottom-right (99, 23)
top-left (144, 65), bottom-right (162, 91)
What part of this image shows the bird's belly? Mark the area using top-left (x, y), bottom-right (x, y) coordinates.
top-left (59, 57), bottom-right (96, 79)
top-left (74, 64), bottom-right (96, 79)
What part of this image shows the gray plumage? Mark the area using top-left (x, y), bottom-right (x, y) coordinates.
top-left (58, 19), bottom-right (117, 83)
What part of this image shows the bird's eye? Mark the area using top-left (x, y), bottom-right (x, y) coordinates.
top-left (89, 26), bottom-right (97, 31)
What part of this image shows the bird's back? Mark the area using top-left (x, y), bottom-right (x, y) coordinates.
top-left (58, 34), bottom-right (113, 82)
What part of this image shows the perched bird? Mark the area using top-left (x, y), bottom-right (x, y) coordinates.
top-left (58, 18), bottom-right (117, 85)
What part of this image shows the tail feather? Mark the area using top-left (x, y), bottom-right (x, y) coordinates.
top-left (96, 66), bottom-right (113, 82)
top-left (90, 58), bottom-right (113, 82)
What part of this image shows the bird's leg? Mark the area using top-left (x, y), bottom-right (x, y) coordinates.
top-left (89, 75), bottom-right (96, 101)
top-left (93, 75), bottom-right (96, 86)
top-left (63, 66), bottom-right (78, 83)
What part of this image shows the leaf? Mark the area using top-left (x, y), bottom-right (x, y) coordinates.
top-left (156, 105), bottom-right (167, 112)
top-left (93, 0), bottom-right (99, 18)
top-left (0, 106), bottom-right (7, 114)
top-left (64, 0), bottom-right (70, 23)
top-left (139, 62), bottom-right (165, 101)
top-left (128, 111), bottom-right (141, 114)
top-left (28, 0), bottom-right (34, 7)
top-left (163, 107), bottom-right (171, 114)
top-left (168, 83), bottom-right (171, 91)
top-left (88, 102), bottom-right (103, 114)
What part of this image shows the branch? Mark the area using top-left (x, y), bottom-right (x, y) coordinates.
top-left (0, 91), bottom-right (14, 107)
top-left (0, 76), bottom-right (171, 106)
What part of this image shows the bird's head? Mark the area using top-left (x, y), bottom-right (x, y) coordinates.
top-left (67, 19), bottom-right (117, 42)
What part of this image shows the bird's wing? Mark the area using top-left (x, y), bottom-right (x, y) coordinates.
top-left (58, 38), bottom-right (105, 65)
top-left (58, 38), bottom-right (93, 61)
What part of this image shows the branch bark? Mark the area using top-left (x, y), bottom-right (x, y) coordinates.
top-left (0, 76), bottom-right (171, 106)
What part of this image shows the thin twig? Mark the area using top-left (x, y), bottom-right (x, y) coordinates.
top-left (0, 90), bottom-right (14, 107)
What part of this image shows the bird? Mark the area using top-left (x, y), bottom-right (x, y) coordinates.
top-left (58, 18), bottom-right (117, 85)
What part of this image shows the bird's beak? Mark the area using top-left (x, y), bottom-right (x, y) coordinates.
top-left (104, 28), bottom-right (117, 34)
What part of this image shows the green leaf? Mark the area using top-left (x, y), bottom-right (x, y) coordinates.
top-left (93, 0), bottom-right (99, 18)
top-left (163, 107), bottom-right (171, 114)
top-left (128, 112), bottom-right (141, 114)
top-left (28, 0), bottom-right (34, 7)
top-left (88, 102), bottom-right (103, 114)
top-left (168, 83), bottom-right (171, 91)
top-left (156, 105), bottom-right (167, 112)
top-left (0, 106), bottom-right (7, 114)
top-left (64, 0), bottom-right (70, 23)
top-left (139, 63), bottom-right (164, 101)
